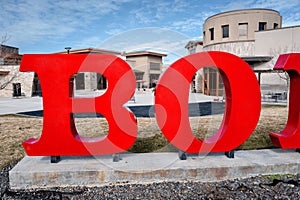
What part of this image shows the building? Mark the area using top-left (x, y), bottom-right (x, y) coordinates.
top-left (186, 8), bottom-right (300, 97)
top-left (56, 49), bottom-right (167, 93)
top-left (203, 9), bottom-right (282, 55)
top-left (0, 46), bottom-right (167, 97)
top-left (185, 41), bottom-right (203, 55)
top-left (0, 45), bottom-right (35, 97)
top-left (52, 48), bottom-right (122, 95)
top-left (126, 51), bottom-right (167, 89)
top-left (0, 45), bottom-right (22, 65)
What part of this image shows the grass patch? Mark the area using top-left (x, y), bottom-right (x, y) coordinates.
top-left (0, 105), bottom-right (288, 169)
top-left (128, 134), bottom-right (169, 153)
top-left (263, 174), bottom-right (297, 181)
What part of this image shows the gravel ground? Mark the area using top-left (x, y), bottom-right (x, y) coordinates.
top-left (1, 162), bottom-right (300, 199)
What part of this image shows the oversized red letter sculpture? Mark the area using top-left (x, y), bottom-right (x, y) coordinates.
top-left (20, 54), bottom-right (137, 156)
top-left (270, 53), bottom-right (300, 148)
top-left (155, 51), bottom-right (261, 153)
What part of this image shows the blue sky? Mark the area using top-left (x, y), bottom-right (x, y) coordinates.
top-left (1, 0), bottom-right (300, 63)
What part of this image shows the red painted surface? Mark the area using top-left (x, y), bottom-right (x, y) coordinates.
top-left (155, 52), bottom-right (261, 153)
top-left (20, 54), bottom-right (137, 156)
top-left (270, 53), bottom-right (300, 148)
top-left (19, 52), bottom-right (300, 156)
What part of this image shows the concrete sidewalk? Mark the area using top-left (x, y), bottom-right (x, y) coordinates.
top-left (9, 149), bottom-right (300, 189)
top-left (0, 91), bottom-right (217, 115)
top-left (0, 97), bottom-right (43, 115)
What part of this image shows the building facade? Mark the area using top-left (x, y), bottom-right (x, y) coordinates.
top-left (0, 47), bottom-right (167, 97)
top-left (126, 51), bottom-right (167, 89)
top-left (55, 48), bottom-right (122, 94)
top-left (0, 45), bottom-right (34, 97)
top-left (188, 8), bottom-right (300, 97)
top-left (203, 9), bottom-right (282, 56)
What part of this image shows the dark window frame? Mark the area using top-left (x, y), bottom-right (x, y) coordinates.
top-left (222, 25), bottom-right (229, 38)
top-left (149, 62), bottom-right (160, 70)
top-left (259, 22), bottom-right (267, 31)
top-left (209, 28), bottom-right (214, 40)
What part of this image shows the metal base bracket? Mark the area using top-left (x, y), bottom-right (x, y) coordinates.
top-left (50, 156), bottom-right (61, 163)
top-left (113, 154), bottom-right (121, 162)
top-left (178, 150), bottom-right (187, 160)
top-left (225, 150), bottom-right (235, 159)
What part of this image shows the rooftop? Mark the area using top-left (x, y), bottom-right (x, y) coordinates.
top-left (205, 8), bottom-right (280, 22)
top-left (55, 48), bottom-right (121, 55)
top-left (126, 51), bottom-right (167, 57)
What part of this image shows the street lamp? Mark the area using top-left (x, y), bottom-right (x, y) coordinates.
top-left (65, 47), bottom-right (71, 54)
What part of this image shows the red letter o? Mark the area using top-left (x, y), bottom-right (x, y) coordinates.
top-left (155, 51), bottom-right (261, 153)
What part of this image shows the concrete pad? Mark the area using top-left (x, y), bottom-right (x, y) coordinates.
top-left (9, 149), bottom-right (300, 189)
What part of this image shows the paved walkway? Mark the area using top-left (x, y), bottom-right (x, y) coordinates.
top-left (0, 97), bottom-right (43, 115)
top-left (0, 90), bottom-right (217, 115)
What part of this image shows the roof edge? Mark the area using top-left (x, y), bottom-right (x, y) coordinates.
top-left (205, 8), bottom-right (280, 23)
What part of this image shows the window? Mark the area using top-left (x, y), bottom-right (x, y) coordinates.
top-left (150, 74), bottom-right (160, 87)
top-left (203, 31), bottom-right (205, 40)
top-left (259, 22), bottom-right (267, 31)
top-left (75, 73), bottom-right (85, 90)
top-left (203, 67), bottom-right (224, 96)
top-left (274, 23), bottom-right (279, 29)
top-left (222, 25), bottom-right (229, 38)
top-left (150, 62), bottom-right (160, 70)
top-left (239, 23), bottom-right (248, 36)
top-left (134, 72), bottom-right (144, 81)
top-left (209, 28), bottom-right (214, 40)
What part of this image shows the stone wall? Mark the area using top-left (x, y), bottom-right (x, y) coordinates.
top-left (203, 41), bottom-right (255, 57)
top-left (0, 65), bottom-right (34, 97)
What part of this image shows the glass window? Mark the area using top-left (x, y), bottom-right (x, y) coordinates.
top-left (209, 28), bottom-right (214, 40)
top-left (149, 74), bottom-right (160, 87)
top-left (75, 73), bottom-right (85, 90)
top-left (239, 23), bottom-right (248, 36)
top-left (135, 72), bottom-right (143, 81)
top-left (222, 25), bottom-right (229, 38)
top-left (150, 62), bottom-right (160, 70)
top-left (259, 22), bottom-right (267, 31)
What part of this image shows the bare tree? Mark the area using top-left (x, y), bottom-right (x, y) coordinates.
top-left (1, 33), bottom-right (10, 45)
top-left (0, 34), bottom-right (20, 91)
top-left (268, 46), bottom-right (292, 89)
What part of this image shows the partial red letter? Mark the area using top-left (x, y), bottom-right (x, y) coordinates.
top-left (20, 54), bottom-right (137, 156)
top-left (270, 53), bottom-right (300, 148)
top-left (155, 51), bottom-right (261, 153)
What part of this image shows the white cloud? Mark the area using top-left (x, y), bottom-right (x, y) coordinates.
top-left (1, 0), bottom-right (299, 54)
top-left (105, 28), bottom-right (125, 36)
top-left (217, 0), bottom-right (300, 12)
top-left (282, 12), bottom-right (300, 27)
top-left (98, 28), bottom-right (189, 62)
top-left (169, 19), bottom-right (202, 32)
top-left (209, 0), bottom-right (300, 28)
top-left (0, 0), bottom-right (131, 45)
top-left (73, 36), bottom-right (103, 49)
top-left (129, 0), bottom-right (194, 25)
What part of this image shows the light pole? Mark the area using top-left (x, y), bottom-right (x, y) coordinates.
top-left (65, 47), bottom-right (71, 54)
